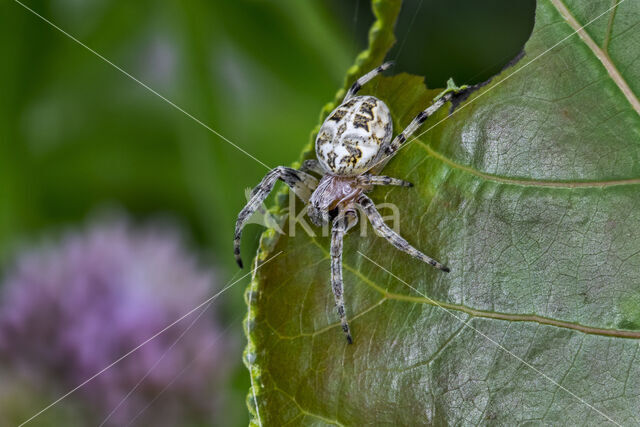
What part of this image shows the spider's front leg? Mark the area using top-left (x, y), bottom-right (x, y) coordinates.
top-left (382, 79), bottom-right (467, 160)
top-left (234, 166), bottom-right (317, 268)
top-left (331, 208), bottom-right (358, 344)
top-left (344, 61), bottom-right (393, 102)
top-left (357, 194), bottom-right (449, 272)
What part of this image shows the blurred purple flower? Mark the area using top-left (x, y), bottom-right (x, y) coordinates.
top-left (0, 217), bottom-right (226, 425)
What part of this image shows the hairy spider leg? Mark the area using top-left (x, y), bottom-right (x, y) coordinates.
top-left (343, 61), bottom-right (394, 102)
top-left (234, 166), bottom-right (318, 268)
top-left (330, 209), bottom-right (359, 343)
top-left (357, 174), bottom-right (413, 187)
top-left (380, 94), bottom-right (451, 160)
top-left (357, 194), bottom-right (449, 272)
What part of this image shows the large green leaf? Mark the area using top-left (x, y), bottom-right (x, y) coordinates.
top-left (244, 0), bottom-right (640, 424)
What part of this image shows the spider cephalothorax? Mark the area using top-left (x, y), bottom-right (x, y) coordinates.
top-left (234, 62), bottom-right (464, 343)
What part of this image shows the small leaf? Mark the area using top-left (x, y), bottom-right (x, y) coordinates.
top-left (245, 0), bottom-right (640, 424)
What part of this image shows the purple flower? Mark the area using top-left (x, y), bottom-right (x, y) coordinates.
top-left (0, 216), bottom-right (227, 425)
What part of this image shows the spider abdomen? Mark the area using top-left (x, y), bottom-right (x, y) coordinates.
top-left (316, 96), bottom-right (392, 176)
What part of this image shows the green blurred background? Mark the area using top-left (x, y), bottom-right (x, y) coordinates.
top-left (0, 0), bottom-right (534, 425)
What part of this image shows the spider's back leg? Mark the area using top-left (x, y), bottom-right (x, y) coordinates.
top-left (331, 208), bottom-right (358, 343)
top-left (357, 194), bottom-right (449, 272)
top-left (234, 166), bottom-right (317, 268)
top-left (343, 62), bottom-right (393, 102)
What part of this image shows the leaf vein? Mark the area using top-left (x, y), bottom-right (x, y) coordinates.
top-left (603, 0), bottom-right (620, 52)
top-left (549, 0), bottom-right (640, 115)
top-left (416, 140), bottom-right (640, 188)
top-left (305, 240), bottom-right (640, 339)
top-left (271, 382), bottom-right (345, 426)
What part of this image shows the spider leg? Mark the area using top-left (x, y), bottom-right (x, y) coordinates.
top-left (344, 62), bottom-right (393, 102)
top-left (234, 167), bottom-right (318, 268)
top-left (358, 174), bottom-right (413, 187)
top-left (381, 92), bottom-right (457, 160)
top-left (357, 194), bottom-right (449, 272)
top-left (331, 208), bottom-right (359, 343)
top-left (300, 159), bottom-right (326, 176)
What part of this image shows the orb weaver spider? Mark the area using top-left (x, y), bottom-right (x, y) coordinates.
top-left (235, 62), bottom-right (465, 343)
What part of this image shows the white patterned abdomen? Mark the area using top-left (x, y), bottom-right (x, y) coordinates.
top-left (316, 96), bottom-right (392, 176)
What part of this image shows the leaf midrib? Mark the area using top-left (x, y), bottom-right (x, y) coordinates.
top-left (549, 0), bottom-right (640, 115)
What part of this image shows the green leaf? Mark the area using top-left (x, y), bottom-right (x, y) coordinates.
top-left (245, 0), bottom-right (640, 424)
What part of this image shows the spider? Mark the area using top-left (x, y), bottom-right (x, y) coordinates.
top-left (234, 62), bottom-right (464, 343)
